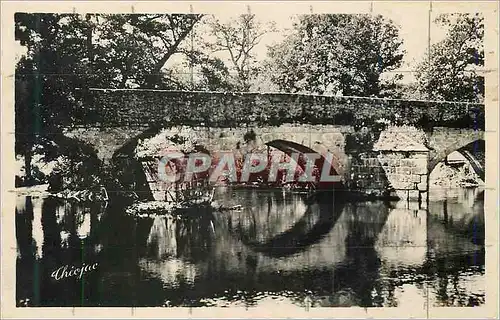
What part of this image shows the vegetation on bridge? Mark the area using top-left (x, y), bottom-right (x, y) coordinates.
top-left (81, 89), bottom-right (484, 130)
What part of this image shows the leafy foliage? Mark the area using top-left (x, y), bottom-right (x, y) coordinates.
top-left (14, 13), bottom-right (203, 183)
top-left (186, 52), bottom-right (236, 91)
top-left (200, 14), bottom-right (276, 91)
top-left (415, 13), bottom-right (484, 102)
top-left (92, 14), bottom-right (202, 89)
top-left (266, 14), bottom-right (405, 97)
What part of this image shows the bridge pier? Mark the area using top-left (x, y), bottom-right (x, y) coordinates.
top-left (372, 126), bottom-right (430, 206)
top-left (378, 150), bottom-right (429, 204)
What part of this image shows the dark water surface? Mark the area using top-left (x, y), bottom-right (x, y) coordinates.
top-left (16, 187), bottom-right (485, 308)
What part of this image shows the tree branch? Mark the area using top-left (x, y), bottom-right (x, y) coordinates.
top-left (145, 15), bottom-right (203, 87)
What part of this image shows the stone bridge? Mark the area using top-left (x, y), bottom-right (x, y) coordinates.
top-left (63, 88), bottom-right (485, 204)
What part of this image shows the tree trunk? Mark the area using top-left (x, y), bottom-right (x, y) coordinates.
top-left (24, 147), bottom-right (33, 186)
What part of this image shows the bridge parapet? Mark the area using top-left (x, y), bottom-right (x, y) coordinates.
top-left (74, 88), bottom-right (484, 130)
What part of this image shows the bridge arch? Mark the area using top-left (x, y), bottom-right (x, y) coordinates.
top-left (109, 126), bottom-right (215, 200)
top-left (264, 139), bottom-right (344, 189)
top-left (427, 128), bottom-right (484, 172)
top-left (428, 139), bottom-right (485, 182)
top-left (106, 126), bottom-right (346, 183)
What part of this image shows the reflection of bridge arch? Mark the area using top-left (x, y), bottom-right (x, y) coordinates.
top-left (429, 139), bottom-right (485, 181)
top-left (237, 193), bottom-right (345, 258)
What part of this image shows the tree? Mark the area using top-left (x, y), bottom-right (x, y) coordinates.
top-left (266, 14), bottom-right (405, 97)
top-left (14, 13), bottom-right (203, 183)
top-left (92, 14), bottom-right (203, 89)
top-left (187, 53), bottom-right (236, 91)
top-left (415, 13), bottom-right (484, 102)
top-left (203, 14), bottom-right (275, 91)
top-left (15, 13), bottom-right (92, 184)
top-left (15, 13), bottom-right (204, 112)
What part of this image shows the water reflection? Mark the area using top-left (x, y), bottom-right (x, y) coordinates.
top-left (139, 213), bottom-right (215, 261)
top-left (16, 196), bottom-right (106, 306)
top-left (375, 207), bottom-right (427, 267)
top-left (233, 192), bottom-right (346, 258)
top-left (16, 188), bottom-right (485, 307)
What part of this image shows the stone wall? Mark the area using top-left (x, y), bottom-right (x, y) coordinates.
top-left (427, 128), bottom-right (484, 171)
top-left (76, 89), bottom-right (484, 130)
top-left (345, 153), bottom-right (391, 197)
top-left (342, 151), bottom-right (429, 202)
top-left (63, 124), bottom-right (484, 203)
top-left (378, 151), bottom-right (429, 202)
top-left (60, 89), bottom-right (485, 202)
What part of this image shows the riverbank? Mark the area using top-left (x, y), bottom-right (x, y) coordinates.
top-left (15, 135), bottom-right (110, 196)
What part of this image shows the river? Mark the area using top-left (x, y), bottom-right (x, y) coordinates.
top-left (15, 187), bottom-right (485, 308)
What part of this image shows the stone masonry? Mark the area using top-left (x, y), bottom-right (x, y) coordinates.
top-left (59, 90), bottom-right (485, 202)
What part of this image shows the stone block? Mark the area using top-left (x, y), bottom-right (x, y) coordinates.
top-left (389, 159), bottom-right (400, 166)
top-left (412, 175), bottom-right (422, 183)
top-left (393, 189), bottom-right (409, 200)
top-left (401, 175), bottom-right (414, 183)
top-left (420, 191), bottom-right (428, 200)
top-left (409, 152), bottom-right (429, 159)
top-left (408, 190), bottom-right (420, 201)
top-left (412, 157), bottom-right (428, 165)
top-left (400, 159), bottom-right (417, 167)
top-left (417, 179), bottom-right (428, 191)
top-left (395, 181), bottom-right (415, 190)
top-left (390, 153), bottom-right (405, 160)
top-left (413, 165), bottom-right (428, 175)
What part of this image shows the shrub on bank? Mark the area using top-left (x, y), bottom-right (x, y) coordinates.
top-left (16, 136), bottom-right (105, 192)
